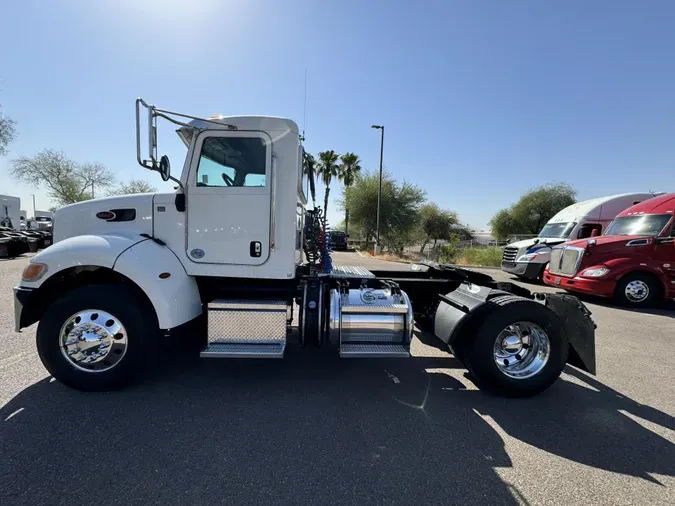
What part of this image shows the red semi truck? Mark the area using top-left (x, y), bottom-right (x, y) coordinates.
top-left (543, 193), bottom-right (675, 307)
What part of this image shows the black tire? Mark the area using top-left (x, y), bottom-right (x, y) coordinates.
top-left (463, 296), bottom-right (569, 397)
top-left (37, 284), bottom-right (158, 391)
top-left (614, 272), bottom-right (662, 308)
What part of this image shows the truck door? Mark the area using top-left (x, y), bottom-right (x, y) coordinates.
top-left (654, 221), bottom-right (675, 294)
top-left (186, 130), bottom-right (273, 265)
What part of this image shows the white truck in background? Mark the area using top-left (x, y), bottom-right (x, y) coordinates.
top-left (32, 210), bottom-right (54, 230)
top-left (501, 193), bottom-right (662, 281)
top-left (0, 195), bottom-right (22, 231)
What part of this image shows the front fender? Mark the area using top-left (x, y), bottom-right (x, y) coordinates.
top-left (114, 240), bottom-right (202, 329)
top-left (22, 234), bottom-right (144, 289)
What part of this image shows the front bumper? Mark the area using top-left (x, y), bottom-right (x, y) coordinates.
top-left (542, 270), bottom-right (616, 298)
top-left (13, 286), bottom-right (34, 332)
top-left (501, 261), bottom-right (543, 279)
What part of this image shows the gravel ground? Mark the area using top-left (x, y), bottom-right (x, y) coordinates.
top-left (1, 252), bottom-right (674, 505)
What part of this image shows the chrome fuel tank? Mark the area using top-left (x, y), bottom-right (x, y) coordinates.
top-left (328, 288), bottom-right (414, 344)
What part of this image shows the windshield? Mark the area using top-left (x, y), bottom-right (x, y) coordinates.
top-left (35, 217), bottom-right (52, 222)
top-left (605, 214), bottom-right (671, 237)
top-left (538, 222), bottom-right (576, 239)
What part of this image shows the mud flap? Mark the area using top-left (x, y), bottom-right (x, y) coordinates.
top-left (539, 293), bottom-right (597, 375)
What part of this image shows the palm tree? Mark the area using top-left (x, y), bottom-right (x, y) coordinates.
top-left (316, 150), bottom-right (340, 223)
top-left (302, 150), bottom-right (317, 205)
top-left (338, 152), bottom-right (362, 235)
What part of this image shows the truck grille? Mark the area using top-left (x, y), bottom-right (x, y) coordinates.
top-left (549, 247), bottom-right (583, 277)
top-left (502, 247), bottom-right (518, 263)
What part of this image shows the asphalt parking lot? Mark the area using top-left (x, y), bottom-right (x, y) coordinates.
top-left (2, 252), bottom-right (674, 505)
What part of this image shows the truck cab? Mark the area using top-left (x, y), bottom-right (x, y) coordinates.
top-left (11, 98), bottom-right (597, 397)
top-left (543, 193), bottom-right (675, 306)
top-left (501, 193), bottom-right (659, 281)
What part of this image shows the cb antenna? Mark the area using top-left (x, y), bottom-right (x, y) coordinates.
top-left (302, 68), bottom-right (307, 141)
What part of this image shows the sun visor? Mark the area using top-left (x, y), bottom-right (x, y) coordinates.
top-left (176, 119), bottom-right (213, 148)
top-left (176, 126), bottom-right (195, 148)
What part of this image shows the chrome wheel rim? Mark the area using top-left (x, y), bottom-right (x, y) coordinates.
top-left (60, 310), bottom-right (128, 373)
top-left (493, 322), bottom-right (550, 379)
top-left (625, 280), bottom-right (649, 303)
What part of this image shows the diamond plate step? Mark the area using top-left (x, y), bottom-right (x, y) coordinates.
top-left (340, 332), bottom-right (403, 343)
top-left (200, 342), bottom-right (285, 358)
top-left (326, 265), bottom-right (375, 279)
top-left (340, 343), bottom-right (410, 358)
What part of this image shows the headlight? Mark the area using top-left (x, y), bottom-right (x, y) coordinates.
top-left (517, 253), bottom-right (538, 262)
top-left (582, 267), bottom-right (609, 277)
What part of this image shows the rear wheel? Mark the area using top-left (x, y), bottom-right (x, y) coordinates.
top-left (464, 296), bottom-right (569, 397)
top-left (37, 284), bottom-right (158, 391)
top-left (614, 272), bottom-right (661, 307)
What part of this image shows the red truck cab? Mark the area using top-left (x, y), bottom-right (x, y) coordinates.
top-left (543, 193), bottom-right (675, 306)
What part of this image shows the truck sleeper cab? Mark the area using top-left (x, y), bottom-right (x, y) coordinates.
top-left (501, 193), bottom-right (659, 281)
top-left (12, 98), bottom-right (597, 398)
top-left (543, 193), bottom-right (675, 306)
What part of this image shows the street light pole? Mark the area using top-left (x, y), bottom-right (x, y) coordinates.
top-left (371, 124), bottom-right (384, 254)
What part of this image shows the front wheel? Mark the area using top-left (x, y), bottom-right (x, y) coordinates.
top-left (464, 296), bottom-right (569, 397)
top-left (614, 272), bottom-right (661, 308)
top-left (37, 284), bottom-right (158, 391)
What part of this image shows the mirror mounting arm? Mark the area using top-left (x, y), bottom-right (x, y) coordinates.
top-left (136, 98), bottom-right (185, 191)
top-left (137, 97), bottom-right (241, 191)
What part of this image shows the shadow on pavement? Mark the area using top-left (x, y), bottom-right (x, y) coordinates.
top-left (505, 275), bottom-right (545, 287)
top-left (572, 293), bottom-right (675, 318)
top-left (2, 353), bottom-right (674, 505)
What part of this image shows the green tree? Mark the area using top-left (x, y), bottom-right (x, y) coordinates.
top-left (417, 203), bottom-right (460, 254)
top-left (490, 183), bottom-right (577, 240)
top-left (490, 209), bottom-right (519, 241)
top-left (11, 149), bottom-right (116, 207)
top-left (302, 150), bottom-right (317, 205)
top-left (438, 234), bottom-right (461, 263)
top-left (316, 150), bottom-right (340, 221)
top-left (107, 179), bottom-right (157, 196)
top-left (0, 105), bottom-right (17, 156)
top-left (341, 170), bottom-right (426, 253)
top-left (337, 152), bottom-right (362, 235)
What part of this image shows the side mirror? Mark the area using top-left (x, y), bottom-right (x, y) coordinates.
top-left (158, 155), bottom-right (171, 182)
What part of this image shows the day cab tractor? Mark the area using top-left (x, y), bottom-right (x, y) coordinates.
top-left (13, 99), bottom-right (596, 396)
top-left (543, 193), bottom-right (675, 307)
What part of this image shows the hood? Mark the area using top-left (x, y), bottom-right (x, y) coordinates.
top-left (564, 235), bottom-right (654, 258)
top-left (506, 237), bottom-right (568, 250)
top-left (53, 193), bottom-right (155, 243)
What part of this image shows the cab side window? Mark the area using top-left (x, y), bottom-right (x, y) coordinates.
top-left (577, 223), bottom-right (602, 239)
top-left (196, 137), bottom-right (267, 187)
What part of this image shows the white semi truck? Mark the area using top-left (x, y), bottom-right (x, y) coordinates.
top-left (12, 99), bottom-right (596, 396)
top-left (1, 195), bottom-right (21, 231)
top-left (501, 193), bottom-right (660, 281)
top-left (31, 210), bottom-right (54, 230)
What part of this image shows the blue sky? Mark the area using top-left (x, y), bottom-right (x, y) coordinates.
top-left (1, 0), bottom-right (674, 228)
